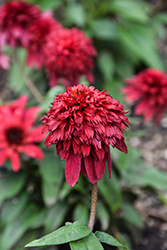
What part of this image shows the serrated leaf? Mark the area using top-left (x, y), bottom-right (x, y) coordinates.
top-left (0, 172), bottom-right (26, 206)
top-left (26, 221), bottom-right (91, 247)
top-left (95, 231), bottom-right (129, 250)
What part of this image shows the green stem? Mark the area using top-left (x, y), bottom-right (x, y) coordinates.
top-left (14, 51), bottom-right (44, 103)
top-left (88, 182), bottom-right (98, 230)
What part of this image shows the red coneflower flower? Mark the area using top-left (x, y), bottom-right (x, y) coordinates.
top-left (0, 96), bottom-right (45, 171)
top-left (0, 0), bottom-right (41, 47)
top-left (44, 27), bottom-right (97, 88)
top-left (122, 68), bottom-right (167, 124)
top-left (26, 12), bottom-right (62, 69)
top-left (41, 84), bottom-right (129, 187)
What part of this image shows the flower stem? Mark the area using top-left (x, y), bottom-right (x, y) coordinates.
top-left (88, 182), bottom-right (98, 230)
top-left (14, 51), bottom-right (44, 103)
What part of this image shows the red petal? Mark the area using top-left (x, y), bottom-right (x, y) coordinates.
top-left (84, 156), bottom-right (98, 184)
top-left (0, 150), bottom-right (7, 166)
top-left (65, 151), bottom-right (81, 187)
top-left (23, 106), bottom-right (40, 128)
top-left (94, 158), bottom-right (106, 180)
top-left (21, 144), bottom-right (44, 160)
top-left (25, 126), bottom-right (45, 143)
top-left (10, 151), bottom-right (20, 171)
top-left (115, 139), bottom-right (128, 154)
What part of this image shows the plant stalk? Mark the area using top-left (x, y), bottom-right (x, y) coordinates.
top-left (14, 51), bottom-right (44, 103)
top-left (88, 182), bottom-right (98, 230)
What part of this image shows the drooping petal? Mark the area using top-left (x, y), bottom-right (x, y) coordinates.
top-left (10, 151), bottom-right (20, 171)
top-left (94, 158), bottom-right (106, 180)
top-left (0, 149), bottom-right (7, 166)
top-left (84, 156), bottom-right (98, 184)
top-left (65, 151), bottom-right (81, 187)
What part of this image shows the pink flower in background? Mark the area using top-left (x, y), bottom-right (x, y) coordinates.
top-left (42, 84), bottom-right (129, 187)
top-left (44, 27), bottom-right (97, 88)
top-left (0, 96), bottom-right (45, 171)
top-left (0, 49), bottom-right (10, 69)
top-left (0, 0), bottom-right (41, 47)
top-left (122, 68), bottom-right (167, 124)
top-left (26, 12), bottom-right (62, 69)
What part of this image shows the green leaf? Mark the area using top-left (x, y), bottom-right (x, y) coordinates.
top-left (40, 85), bottom-right (65, 113)
top-left (73, 204), bottom-right (89, 223)
top-left (98, 170), bottom-right (122, 213)
top-left (97, 202), bottom-right (110, 231)
top-left (98, 51), bottom-right (115, 80)
top-left (44, 202), bottom-right (68, 233)
top-left (95, 231), bottom-right (129, 250)
top-left (70, 239), bottom-right (87, 250)
top-left (1, 192), bottom-right (27, 227)
top-left (66, 4), bottom-right (86, 26)
top-left (89, 19), bottom-right (118, 40)
top-left (110, 0), bottom-right (149, 23)
top-left (1, 204), bottom-right (39, 250)
top-left (70, 233), bottom-right (104, 250)
top-left (0, 172), bottom-right (26, 206)
top-left (25, 221), bottom-right (92, 247)
top-left (118, 22), bottom-right (164, 70)
top-left (140, 168), bottom-right (167, 190)
top-left (39, 151), bottom-right (64, 206)
top-left (122, 204), bottom-right (144, 229)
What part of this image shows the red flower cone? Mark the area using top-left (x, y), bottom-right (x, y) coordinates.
top-left (0, 1), bottom-right (41, 47)
top-left (0, 96), bottom-right (45, 171)
top-left (42, 85), bottom-right (129, 187)
top-left (122, 68), bottom-right (167, 124)
top-left (44, 27), bottom-right (97, 87)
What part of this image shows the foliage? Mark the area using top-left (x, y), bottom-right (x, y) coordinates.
top-left (1, 0), bottom-right (167, 250)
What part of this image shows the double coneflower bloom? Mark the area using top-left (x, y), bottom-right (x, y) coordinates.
top-left (122, 68), bottom-right (167, 124)
top-left (42, 84), bottom-right (129, 186)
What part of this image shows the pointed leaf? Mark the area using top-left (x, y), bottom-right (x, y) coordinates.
top-left (95, 231), bottom-right (129, 250)
top-left (70, 239), bottom-right (87, 250)
top-left (70, 233), bottom-right (104, 250)
top-left (26, 221), bottom-right (91, 247)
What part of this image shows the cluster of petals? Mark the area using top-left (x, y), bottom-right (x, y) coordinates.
top-left (44, 27), bottom-right (97, 87)
top-left (0, 0), bottom-right (41, 47)
top-left (122, 68), bottom-right (167, 124)
top-left (0, 96), bottom-right (45, 171)
top-left (42, 84), bottom-right (129, 187)
top-left (25, 12), bottom-right (62, 69)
